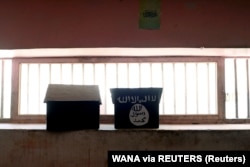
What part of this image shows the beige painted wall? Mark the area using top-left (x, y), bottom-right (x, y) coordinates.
top-left (0, 129), bottom-right (250, 167)
top-left (1, 0), bottom-right (250, 49)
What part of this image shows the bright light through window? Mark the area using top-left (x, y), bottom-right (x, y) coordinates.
top-left (19, 62), bottom-right (217, 116)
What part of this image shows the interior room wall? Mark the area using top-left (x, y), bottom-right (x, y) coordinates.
top-left (0, 0), bottom-right (250, 49)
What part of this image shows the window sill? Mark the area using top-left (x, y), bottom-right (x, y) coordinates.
top-left (1, 123), bottom-right (250, 130)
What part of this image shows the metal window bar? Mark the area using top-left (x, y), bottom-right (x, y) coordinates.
top-left (196, 63), bottom-right (199, 114)
top-left (234, 59), bottom-right (239, 118)
top-left (0, 60), bottom-right (3, 118)
top-left (26, 64), bottom-right (30, 114)
top-left (207, 63), bottom-right (211, 114)
top-left (37, 64), bottom-right (41, 114)
top-left (173, 63), bottom-right (176, 114)
top-left (48, 64), bottom-right (51, 84)
top-left (184, 63), bottom-right (187, 115)
top-left (161, 63), bottom-right (166, 114)
top-left (71, 63), bottom-right (74, 83)
top-left (82, 64), bottom-right (85, 83)
top-left (138, 63), bottom-right (142, 87)
top-left (163, 63), bottom-right (175, 114)
top-left (103, 63), bottom-right (107, 114)
top-left (59, 64), bottom-right (62, 83)
top-left (247, 59), bottom-right (250, 118)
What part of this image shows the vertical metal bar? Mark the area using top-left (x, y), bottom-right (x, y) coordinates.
top-left (93, 64), bottom-right (96, 85)
top-left (207, 63), bottom-right (211, 114)
top-left (115, 63), bottom-right (118, 87)
top-left (234, 59), bottom-right (239, 118)
top-left (161, 63), bottom-right (165, 114)
top-left (73, 63), bottom-right (76, 84)
top-left (150, 63), bottom-right (152, 87)
top-left (173, 63), bottom-right (176, 114)
top-left (196, 63), bottom-right (199, 114)
top-left (127, 63), bottom-right (130, 87)
top-left (0, 60), bottom-right (4, 118)
top-left (11, 59), bottom-right (20, 119)
top-left (139, 63), bottom-right (142, 87)
top-left (217, 58), bottom-right (225, 119)
top-left (82, 63), bottom-right (84, 84)
top-left (104, 63), bottom-right (107, 114)
top-left (27, 64), bottom-right (30, 114)
top-left (184, 63), bottom-right (187, 114)
top-left (59, 64), bottom-right (62, 84)
top-left (246, 59), bottom-right (250, 118)
top-left (117, 63), bottom-right (119, 87)
top-left (126, 63), bottom-right (128, 87)
top-left (38, 64), bottom-right (41, 114)
top-left (71, 63), bottom-right (73, 84)
top-left (48, 64), bottom-right (51, 84)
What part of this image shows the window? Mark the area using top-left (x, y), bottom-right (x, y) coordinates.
top-left (0, 55), bottom-right (249, 124)
top-left (7, 56), bottom-right (222, 124)
top-left (18, 61), bottom-right (217, 116)
top-left (225, 58), bottom-right (250, 119)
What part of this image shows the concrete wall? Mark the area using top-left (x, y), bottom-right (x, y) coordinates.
top-left (1, 0), bottom-right (250, 49)
top-left (0, 129), bottom-right (250, 167)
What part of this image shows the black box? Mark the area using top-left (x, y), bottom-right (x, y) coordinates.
top-left (44, 84), bottom-right (101, 131)
top-left (110, 88), bottom-right (162, 129)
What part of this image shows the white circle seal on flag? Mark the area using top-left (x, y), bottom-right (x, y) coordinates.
top-left (129, 104), bottom-right (149, 126)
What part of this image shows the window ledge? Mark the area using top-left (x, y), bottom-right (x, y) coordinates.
top-left (1, 123), bottom-right (250, 130)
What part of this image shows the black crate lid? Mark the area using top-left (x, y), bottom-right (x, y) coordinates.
top-left (44, 84), bottom-right (101, 104)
